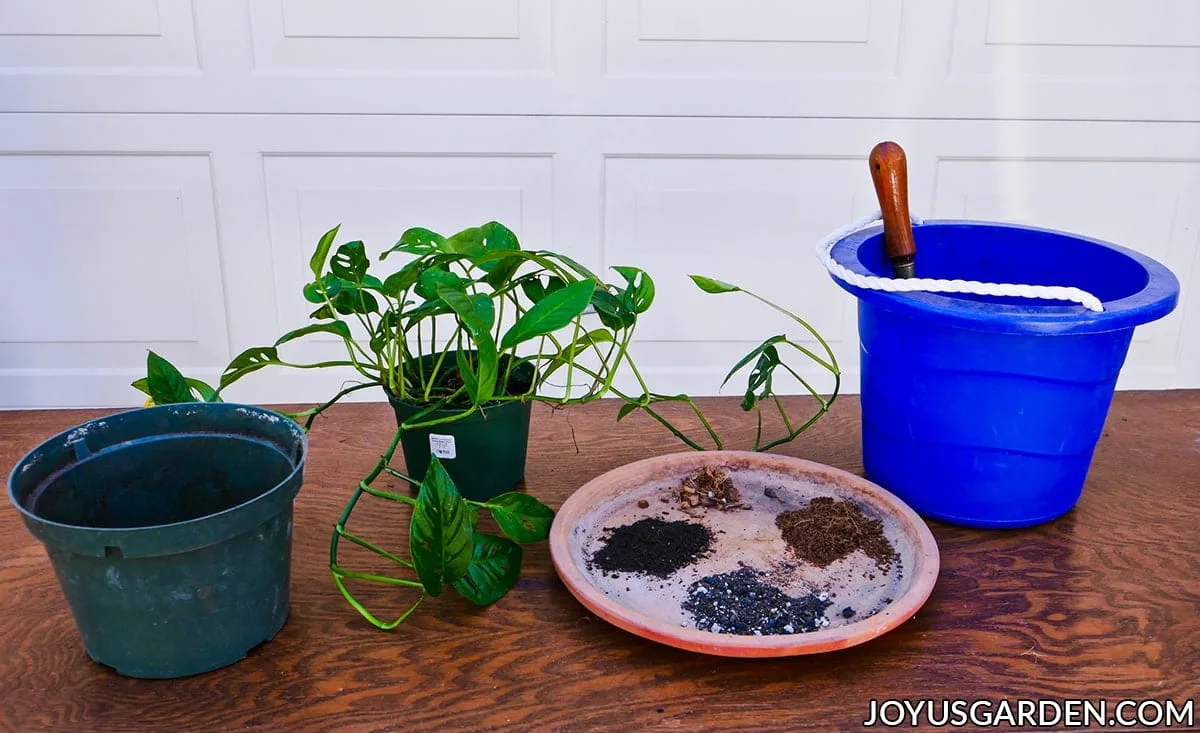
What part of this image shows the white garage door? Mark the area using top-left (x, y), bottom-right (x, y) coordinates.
top-left (3, 0), bottom-right (1198, 408)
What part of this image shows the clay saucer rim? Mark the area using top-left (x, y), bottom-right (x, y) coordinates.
top-left (548, 450), bottom-right (940, 658)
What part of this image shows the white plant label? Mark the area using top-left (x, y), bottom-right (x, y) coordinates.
top-left (429, 433), bottom-right (456, 460)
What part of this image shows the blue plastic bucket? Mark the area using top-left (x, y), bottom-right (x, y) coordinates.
top-left (827, 220), bottom-right (1179, 528)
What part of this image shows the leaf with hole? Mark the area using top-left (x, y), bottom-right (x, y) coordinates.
top-left (722, 335), bottom-right (787, 389)
top-left (220, 345), bottom-right (280, 390)
top-left (487, 492), bottom-right (555, 543)
top-left (184, 378), bottom-right (220, 402)
top-left (369, 309), bottom-right (399, 354)
top-left (612, 266), bottom-right (656, 314)
top-left (450, 533), bottom-right (523, 607)
top-left (476, 221), bottom-right (520, 282)
top-left (409, 456), bottom-right (474, 597)
top-left (303, 274), bottom-right (342, 304)
top-left (741, 345), bottom-right (780, 411)
top-left (381, 227), bottom-right (444, 260)
top-left (274, 321), bottom-right (352, 347)
top-left (330, 241), bottom-right (368, 284)
top-left (501, 278), bottom-right (595, 350)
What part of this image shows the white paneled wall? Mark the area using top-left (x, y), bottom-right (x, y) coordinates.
top-left (3, 0), bottom-right (1199, 408)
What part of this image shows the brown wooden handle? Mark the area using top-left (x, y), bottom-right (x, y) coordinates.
top-left (869, 141), bottom-right (917, 274)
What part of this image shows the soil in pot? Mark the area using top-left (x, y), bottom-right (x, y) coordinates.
top-left (395, 352), bottom-right (536, 412)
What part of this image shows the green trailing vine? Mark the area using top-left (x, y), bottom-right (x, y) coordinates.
top-left (135, 220), bottom-right (839, 629)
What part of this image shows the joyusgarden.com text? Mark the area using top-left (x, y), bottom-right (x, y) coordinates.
top-left (863, 698), bottom-right (1195, 728)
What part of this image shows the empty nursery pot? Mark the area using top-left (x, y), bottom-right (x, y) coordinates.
top-left (827, 220), bottom-right (1179, 529)
top-left (6, 402), bottom-right (307, 679)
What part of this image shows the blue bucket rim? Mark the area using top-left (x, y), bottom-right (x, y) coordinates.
top-left (829, 219), bottom-right (1180, 335)
top-left (6, 402), bottom-right (308, 553)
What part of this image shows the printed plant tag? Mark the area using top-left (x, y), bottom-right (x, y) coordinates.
top-left (429, 433), bottom-right (456, 460)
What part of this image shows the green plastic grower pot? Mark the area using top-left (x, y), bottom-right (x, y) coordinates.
top-left (388, 352), bottom-right (534, 501)
top-left (6, 402), bottom-right (307, 679)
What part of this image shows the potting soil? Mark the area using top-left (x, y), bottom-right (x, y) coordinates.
top-left (682, 566), bottom-right (832, 635)
top-left (776, 496), bottom-right (900, 572)
top-left (590, 517), bottom-right (713, 577)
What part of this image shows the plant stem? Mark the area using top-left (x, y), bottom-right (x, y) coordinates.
top-left (638, 406), bottom-right (707, 451)
top-left (281, 381), bottom-right (380, 430)
top-left (622, 350), bottom-right (723, 450)
top-left (331, 573), bottom-right (425, 630)
top-left (331, 567), bottom-right (424, 588)
top-left (383, 466), bottom-right (420, 486)
top-left (775, 360), bottom-right (829, 409)
top-left (362, 483), bottom-right (418, 505)
top-left (773, 394), bottom-right (795, 434)
top-left (328, 426), bottom-right (425, 630)
top-left (741, 289), bottom-right (840, 374)
top-left (334, 527), bottom-right (415, 568)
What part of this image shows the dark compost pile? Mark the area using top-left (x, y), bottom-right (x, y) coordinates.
top-left (589, 517), bottom-right (713, 578)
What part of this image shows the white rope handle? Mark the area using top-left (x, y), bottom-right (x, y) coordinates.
top-left (815, 211), bottom-right (1104, 312)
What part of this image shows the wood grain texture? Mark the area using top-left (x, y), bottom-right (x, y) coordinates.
top-left (869, 140), bottom-right (916, 276)
top-left (1, 392), bottom-right (1197, 732)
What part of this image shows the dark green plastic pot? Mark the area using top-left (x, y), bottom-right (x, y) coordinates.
top-left (6, 402), bottom-right (307, 679)
top-left (388, 352), bottom-right (534, 501)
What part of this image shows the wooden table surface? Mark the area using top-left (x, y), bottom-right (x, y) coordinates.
top-left (1, 392), bottom-right (1197, 732)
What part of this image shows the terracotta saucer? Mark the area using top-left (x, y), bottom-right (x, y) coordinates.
top-left (549, 450), bottom-right (940, 657)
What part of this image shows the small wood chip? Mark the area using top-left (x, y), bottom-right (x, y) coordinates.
top-left (677, 466), bottom-right (748, 512)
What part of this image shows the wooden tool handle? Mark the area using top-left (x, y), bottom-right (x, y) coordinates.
top-left (869, 142), bottom-right (917, 274)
